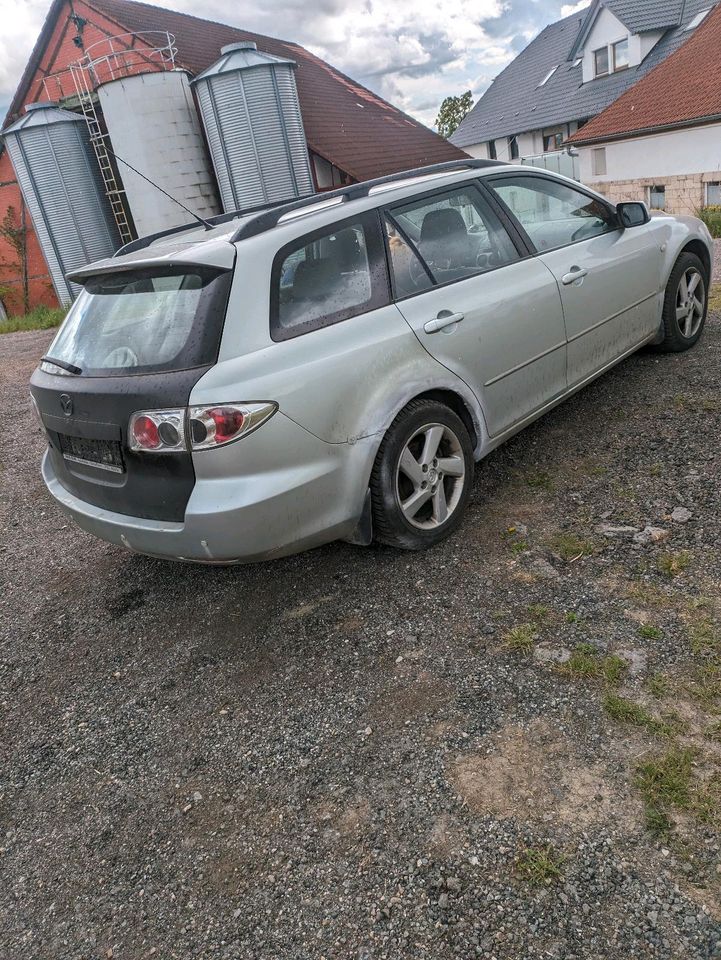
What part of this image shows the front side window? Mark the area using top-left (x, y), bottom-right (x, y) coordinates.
top-left (649, 185), bottom-right (666, 210)
top-left (542, 129), bottom-right (564, 152)
top-left (509, 135), bottom-right (520, 160)
top-left (594, 46), bottom-right (609, 76)
top-left (44, 267), bottom-right (231, 376)
top-left (488, 139), bottom-right (497, 160)
top-left (490, 175), bottom-right (615, 251)
top-left (613, 38), bottom-right (629, 70)
top-left (385, 185), bottom-right (519, 290)
top-left (272, 213), bottom-right (388, 339)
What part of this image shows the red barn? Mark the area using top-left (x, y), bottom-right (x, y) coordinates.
top-left (0, 0), bottom-right (464, 316)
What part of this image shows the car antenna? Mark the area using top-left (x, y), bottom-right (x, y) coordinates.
top-left (103, 145), bottom-right (216, 231)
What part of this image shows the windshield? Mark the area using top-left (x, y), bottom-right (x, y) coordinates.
top-left (45, 267), bottom-right (232, 377)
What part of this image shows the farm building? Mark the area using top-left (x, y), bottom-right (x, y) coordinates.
top-left (0, 0), bottom-right (463, 315)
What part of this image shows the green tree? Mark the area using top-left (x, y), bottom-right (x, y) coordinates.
top-left (0, 204), bottom-right (29, 314)
top-left (435, 90), bottom-right (474, 139)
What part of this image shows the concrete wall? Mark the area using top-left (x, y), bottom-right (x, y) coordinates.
top-left (579, 122), bottom-right (721, 214)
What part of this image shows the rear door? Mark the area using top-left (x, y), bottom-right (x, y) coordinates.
top-left (485, 172), bottom-right (660, 388)
top-left (384, 182), bottom-right (567, 438)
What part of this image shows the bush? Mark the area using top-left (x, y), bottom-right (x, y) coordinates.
top-left (0, 305), bottom-right (66, 335)
top-left (697, 205), bottom-right (721, 239)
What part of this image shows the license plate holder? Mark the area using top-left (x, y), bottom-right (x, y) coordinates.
top-left (58, 434), bottom-right (125, 474)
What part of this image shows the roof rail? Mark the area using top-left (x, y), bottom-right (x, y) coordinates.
top-left (113, 193), bottom-right (317, 257)
top-left (230, 159), bottom-right (507, 242)
top-left (114, 159), bottom-right (505, 257)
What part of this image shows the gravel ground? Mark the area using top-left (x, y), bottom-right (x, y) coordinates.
top-left (2, 303), bottom-right (721, 960)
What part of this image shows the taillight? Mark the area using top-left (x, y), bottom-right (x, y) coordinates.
top-left (128, 403), bottom-right (277, 454)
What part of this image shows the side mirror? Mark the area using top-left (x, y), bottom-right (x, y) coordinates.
top-left (617, 201), bottom-right (650, 228)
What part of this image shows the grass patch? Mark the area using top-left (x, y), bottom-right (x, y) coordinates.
top-left (626, 582), bottom-right (672, 609)
top-left (504, 623), bottom-right (536, 653)
top-left (689, 618), bottom-right (720, 657)
top-left (638, 624), bottom-right (663, 641)
top-left (709, 283), bottom-right (721, 315)
top-left (0, 305), bottom-right (65, 335)
top-left (527, 603), bottom-right (551, 623)
top-left (524, 469), bottom-right (554, 491)
top-left (646, 672), bottom-right (670, 699)
top-left (686, 662), bottom-right (721, 707)
top-left (559, 642), bottom-right (627, 685)
top-left (515, 845), bottom-right (564, 886)
top-left (635, 748), bottom-right (695, 812)
top-left (510, 540), bottom-right (529, 555)
top-left (565, 611), bottom-right (581, 624)
top-left (547, 532), bottom-right (597, 561)
top-left (603, 693), bottom-right (683, 738)
top-left (657, 551), bottom-right (692, 579)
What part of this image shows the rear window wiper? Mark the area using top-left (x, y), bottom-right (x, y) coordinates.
top-left (41, 356), bottom-right (82, 375)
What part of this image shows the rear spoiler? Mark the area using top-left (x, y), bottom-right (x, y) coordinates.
top-left (66, 242), bottom-right (236, 284)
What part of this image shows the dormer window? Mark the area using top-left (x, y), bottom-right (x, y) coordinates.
top-left (593, 46), bottom-right (609, 76)
top-left (593, 37), bottom-right (630, 77)
top-left (612, 38), bottom-right (629, 70)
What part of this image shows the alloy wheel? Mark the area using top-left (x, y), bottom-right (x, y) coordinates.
top-left (675, 267), bottom-right (705, 339)
top-left (395, 422), bottom-right (466, 529)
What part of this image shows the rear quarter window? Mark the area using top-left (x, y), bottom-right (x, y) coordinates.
top-left (270, 211), bottom-right (390, 341)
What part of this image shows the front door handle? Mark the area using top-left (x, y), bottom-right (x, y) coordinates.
top-left (424, 311), bottom-right (465, 334)
top-left (561, 266), bottom-right (588, 285)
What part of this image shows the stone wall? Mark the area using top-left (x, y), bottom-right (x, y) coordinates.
top-left (592, 172), bottom-right (719, 215)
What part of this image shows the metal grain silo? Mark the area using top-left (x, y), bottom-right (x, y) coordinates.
top-left (1, 103), bottom-right (121, 306)
top-left (192, 42), bottom-right (314, 213)
top-left (97, 69), bottom-right (220, 237)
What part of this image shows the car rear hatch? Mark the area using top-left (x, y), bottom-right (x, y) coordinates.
top-left (30, 258), bottom-right (233, 522)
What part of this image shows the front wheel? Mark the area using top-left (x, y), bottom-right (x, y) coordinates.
top-left (370, 399), bottom-right (474, 550)
top-left (656, 252), bottom-right (708, 352)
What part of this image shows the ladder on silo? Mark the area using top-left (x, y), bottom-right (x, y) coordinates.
top-left (70, 63), bottom-right (134, 246)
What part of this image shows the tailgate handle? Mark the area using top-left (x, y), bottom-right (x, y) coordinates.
top-left (561, 266), bottom-right (588, 285)
top-left (424, 311), bottom-right (465, 334)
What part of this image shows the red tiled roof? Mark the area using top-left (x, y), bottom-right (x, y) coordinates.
top-left (568, 3), bottom-right (721, 144)
top-left (6, 0), bottom-right (465, 180)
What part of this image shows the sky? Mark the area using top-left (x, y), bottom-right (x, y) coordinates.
top-left (0, 0), bottom-right (589, 127)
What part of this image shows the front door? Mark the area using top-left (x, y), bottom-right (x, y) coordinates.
top-left (384, 182), bottom-right (567, 439)
top-left (486, 173), bottom-right (661, 388)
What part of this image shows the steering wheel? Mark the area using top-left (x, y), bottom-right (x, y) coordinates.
top-left (103, 346), bottom-right (139, 368)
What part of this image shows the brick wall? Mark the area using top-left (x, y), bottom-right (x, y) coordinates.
top-left (0, 0), bottom-right (159, 316)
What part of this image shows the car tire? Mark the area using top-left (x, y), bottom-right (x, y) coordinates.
top-left (370, 399), bottom-right (474, 550)
top-left (655, 252), bottom-right (709, 352)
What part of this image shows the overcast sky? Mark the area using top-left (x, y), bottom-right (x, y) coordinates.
top-left (1, 0), bottom-right (588, 127)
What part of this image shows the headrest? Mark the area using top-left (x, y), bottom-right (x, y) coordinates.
top-left (291, 258), bottom-right (337, 300)
top-left (420, 208), bottom-right (468, 243)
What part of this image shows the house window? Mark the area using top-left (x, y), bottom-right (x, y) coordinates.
top-left (594, 46), bottom-right (609, 76)
top-left (542, 130), bottom-right (564, 152)
top-left (706, 182), bottom-right (721, 205)
top-left (591, 147), bottom-right (607, 176)
top-left (649, 185), bottom-right (666, 210)
top-left (612, 38), bottom-right (629, 71)
top-left (488, 139), bottom-right (497, 160)
top-left (509, 135), bottom-right (519, 160)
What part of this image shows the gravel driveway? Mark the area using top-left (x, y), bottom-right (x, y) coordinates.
top-left (2, 307), bottom-right (721, 960)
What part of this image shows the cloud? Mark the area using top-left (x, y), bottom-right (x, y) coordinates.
top-left (0, 0), bottom-right (584, 129)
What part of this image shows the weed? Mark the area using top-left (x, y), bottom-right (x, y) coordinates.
top-left (0, 305), bottom-right (66, 335)
top-left (565, 611), bottom-right (581, 624)
top-left (515, 845), bottom-right (564, 886)
top-left (527, 604), bottom-right (551, 622)
top-left (638, 624), bottom-right (663, 640)
top-left (559, 643), bottom-right (627, 685)
top-left (704, 721), bottom-right (721, 743)
top-left (603, 693), bottom-right (683, 738)
top-left (504, 623), bottom-right (536, 653)
top-left (626, 582), bottom-right (671, 608)
top-left (525, 470), bottom-right (554, 491)
top-left (635, 748), bottom-right (694, 813)
top-left (510, 540), bottom-right (529, 555)
top-left (689, 618), bottom-right (720, 657)
top-left (645, 806), bottom-right (673, 836)
top-left (646, 672), bottom-right (670, 698)
top-left (657, 551), bottom-right (692, 579)
top-left (548, 532), bottom-right (596, 561)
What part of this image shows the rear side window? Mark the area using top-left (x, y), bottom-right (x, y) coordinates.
top-left (45, 267), bottom-right (231, 377)
top-left (489, 175), bottom-right (615, 251)
top-left (385, 185), bottom-right (519, 293)
top-left (271, 212), bottom-right (389, 340)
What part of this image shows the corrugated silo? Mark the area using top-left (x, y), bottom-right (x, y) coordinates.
top-left (193, 42), bottom-right (315, 213)
top-left (1, 102), bottom-right (121, 306)
top-left (97, 69), bottom-right (220, 237)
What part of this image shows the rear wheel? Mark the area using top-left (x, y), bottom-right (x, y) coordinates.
top-left (656, 252), bottom-right (708, 352)
top-left (370, 399), bottom-right (474, 550)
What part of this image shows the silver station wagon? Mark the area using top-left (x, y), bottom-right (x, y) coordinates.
top-left (30, 159), bottom-right (713, 563)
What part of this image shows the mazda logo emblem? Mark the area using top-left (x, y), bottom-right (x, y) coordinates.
top-left (60, 394), bottom-right (73, 417)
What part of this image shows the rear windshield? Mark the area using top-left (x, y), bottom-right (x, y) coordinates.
top-left (45, 267), bottom-right (232, 377)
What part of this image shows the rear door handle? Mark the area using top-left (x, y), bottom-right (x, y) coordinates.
top-left (423, 311), bottom-right (465, 334)
top-left (561, 267), bottom-right (588, 285)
